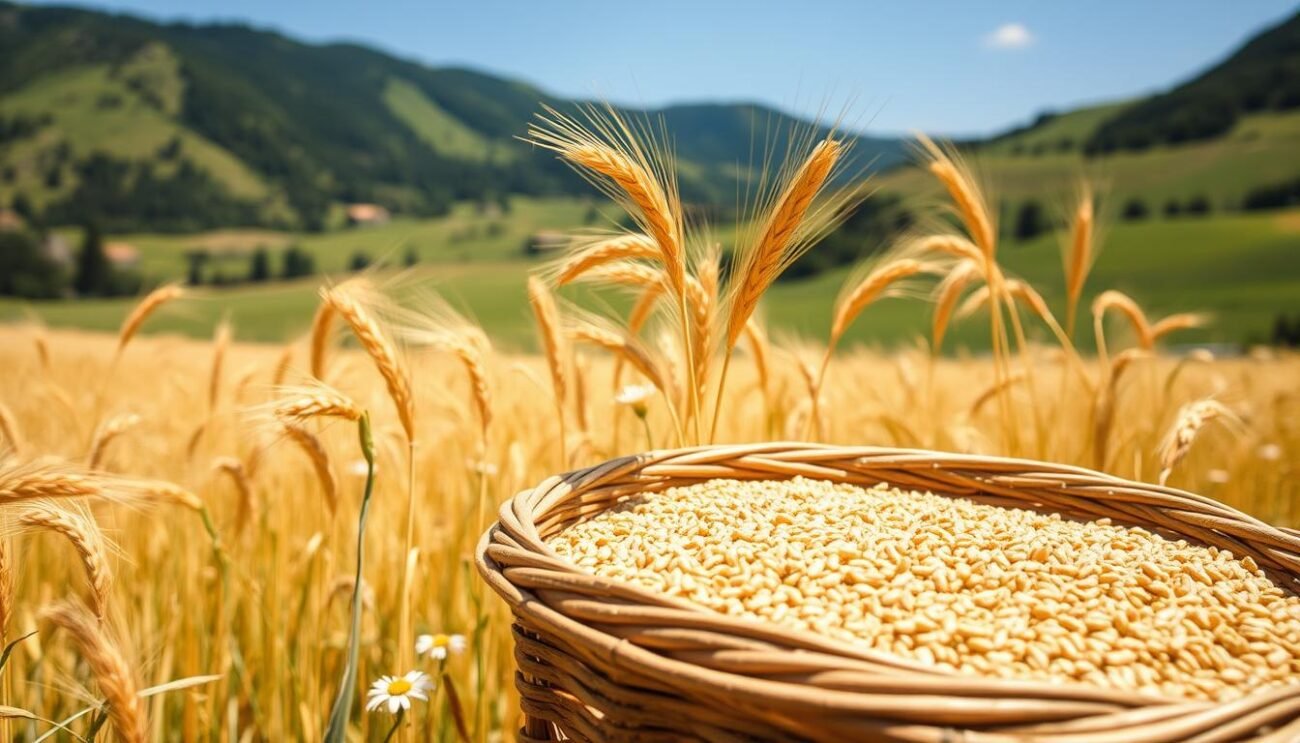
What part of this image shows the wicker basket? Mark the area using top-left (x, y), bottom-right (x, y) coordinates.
top-left (476, 443), bottom-right (1300, 742)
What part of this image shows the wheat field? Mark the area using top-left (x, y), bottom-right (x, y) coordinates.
top-left (0, 107), bottom-right (1297, 741)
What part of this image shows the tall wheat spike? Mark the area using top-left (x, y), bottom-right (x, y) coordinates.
top-left (528, 107), bottom-right (684, 294)
top-left (527, 276), bottom-right (568, 459)
top-left (0, 464), bottom-right (103, 504)
top-left (1151, 313), bottom-right (1207, 344)
top-left (1092, 348), bottom-right (1148, 471)
top-left (308, 299), bottom-right (336, 381)
top-left (32, 328), bottom-right (51, 373)
top-left (0, 539), bottom-right (12, 641)
top-left (208, 320), bottom-right (231, 412)
top-left (213, 456), bottom-right (255, 535)
top-left (1064, 185), bottom-right (1095, 337)
top-left (567, 322), bottom-right (667, 395)
top-left (116, 284), bottom-right (183, 354)
top-left (271, 345), bottom-right (293, 387)
top-left (916, 134), bottom-right (995, 261)
top-left (87, 412), bottom-right (141, 469)
top-left (0, 402), bottom-right (21, 458)
top-left (725, 138), bottom-right (843, 349)
top-left (932, 261), bottom-right (980, 352)
top-left (20, 503), bottom-right (112, 621)
top-left (43, 601), bottom-right (147, 743)
top-left (399, 295), bottom-right (494, 439)
top-left (1093, 289), bottom-right (1153, 362)
top-left (321, 286), bottom-right (414, 442)
top-left (554, 234), bottom-right (658, 285)
top-left (689, 252), bottom-right (721, 411)
top-left (1158, 399), bottom-right (1241, 485)
top-left (281, 422), bottom-right (336, 515)
top-left (273, 382), bottom-right (363, 423)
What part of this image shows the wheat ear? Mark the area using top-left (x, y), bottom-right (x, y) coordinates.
top-left (308, 297), bottom-right (336, 381)
top-left (321, 287), bottom-right (414, 442)
top-left (116, 284), bottom-right (182, 353)
top-left (0, 468), bottom-right (102, 503)
top-left (213, 457), bottom-right (255, 534)
top-left (20, 504), bottom-right (112, 621)
top-left (271, 345), bottom-right (293, 387)
top-left (527, 277), bottom-right (568, 459)
top-left (1065, 186), bottom-right (1094, 337)
top-left (1158, 399), bottom-right (1241, 485)
top-left (208, 321), bottom-right (231, 412)
top-left (554, 234), bottom-right (658, 285)
top-left (273, 383), bottom-right (363, 423)
top-left (916, 134), bottom-right (995, 260)
top-left (1092, 290), bottom-right (1153, 362)
top-left (1092, 349), bottom-right (1148, 471)
top-left (932, 261), bottom-right (980, 352)
top-left (44, 602), bottom-right (147, 743)
top-left (282, 423), bottom-right (336, 515)
top-left (567, 323), bottom-right (667, 395)
top-left (1151, 313), bottom-right (1207, 343)
top-left (726, 138), bottom-right (842, 349)
top-left (0, 402), bottom-right (21, 458)
top-left (87, 413), bottom-right (141, 469)
top-left (0, 539), bottom-right (13, 641)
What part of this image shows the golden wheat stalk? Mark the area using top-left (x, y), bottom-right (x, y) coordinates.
top-left (914, 234), bottom-right (984, 266)
top-left (271, 345), bottom-right (293, 387)
top-left (321, 286), bottom-right (414, 442)
top-left (931, 261), bottom-right (980, 352)
top-left (529, 109), bottom-right (685, 294)
top-left (273, 383), bottom-right (363, 422)
top-left (43, 601), bottom-right (147, 743)
top-left (1092, 348), bottom-right (1148, 471)
top-left (1151, 313), bottom-right (1208, 344)
top-left (916, 134), bottom-right (995, 260)
top-left (689, 254), bottom-right (720, 412)
top-left (554, 234), bottom-right (658, 285)
top-left (0, 538), bottom-right (11, 641)
top-left (1064, 185), bottom-right (1095, 337)
top-left (726, 139), bottom-right (842, 350)
top-left (20, 504), bottom-right (112, 621)
top-left (578, 261), bottom-right (666, 291)
top-left (1158, 399), bottom-right (1242, 485)
top-left (527, 277), bottom-right (568, 457)
top-left (0, 465), bottom-right (102, 503)
top-left (116, 284), bottom-right (182, 353)
top-left (308, 298), bottom-right (336, 381)
top-left (1092, 289), bottom-right (1153, 361)
top-left (969, 370), bottom-right (1028, 417)
top-left (213, 457), bottom-right (255, 534)
top-left (281, 423), bottom-right (336, 515)
top-left (831, 259), bottom-right (932, 347)
top-left (567, 323), bottom-right (667, 395)
top-left (742, 318), bottom-right (771, 398)
top-left (32, 328), bottom-right (51, 373)
top-left (87, 413), bottom-right (141, 469)
top-left (208, 321), bottom-right (231, 412)
top-left (0, 402), bottom-right (21, 458)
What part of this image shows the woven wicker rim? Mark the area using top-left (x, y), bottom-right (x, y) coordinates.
top-left (477, 442), bottom-right (1300, 742)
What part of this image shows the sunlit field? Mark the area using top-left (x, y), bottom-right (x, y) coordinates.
top-left (1, 108), bottom-right (1297, 741)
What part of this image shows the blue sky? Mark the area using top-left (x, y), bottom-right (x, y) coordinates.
top-left (31, 0), bottom-right (1300, 136)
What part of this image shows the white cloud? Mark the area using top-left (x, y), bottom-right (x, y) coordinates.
top-left (984, 23), bottom-right (1035, 50)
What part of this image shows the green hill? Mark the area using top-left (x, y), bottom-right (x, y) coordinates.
top-left (0, 2), bottom-right (902, 232)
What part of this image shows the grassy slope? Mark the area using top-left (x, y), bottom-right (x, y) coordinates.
top-left (0, 59), bottom-right (268, 207)
top-left (383, 78), bottom-right (511, 163)
top-left (878, 110), bottom-right (1300, 212)
top-left (7, 207), bottom-right (1298, 351)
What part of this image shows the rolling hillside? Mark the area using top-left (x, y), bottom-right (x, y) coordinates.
top-left (0, 2), bottom-right (902, 231)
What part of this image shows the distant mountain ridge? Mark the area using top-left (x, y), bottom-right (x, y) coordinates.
top-left (0, 2), bottom-right (902, 231)
top-left (1, 3), bottom-right (1298, 232)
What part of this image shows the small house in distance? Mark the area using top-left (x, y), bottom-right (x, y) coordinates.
top-left (104, 241), bottom-right (140, 269)
top-left (346, 203), bottom-right (391, 227)
top-left (525, 230), bottom-right (568, 256)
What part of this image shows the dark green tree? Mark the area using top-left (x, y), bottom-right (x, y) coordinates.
top-left (1121, 199), bottom-right (1149, 221)
top-left (403, 246), bottom-right (419, 267)
top-left (184, 249), bottom-right (210, 285)
top-left (348, 251), bottom-right (371, 272)
top-left (1013, 201), bottom-right (1047, 241)
top-left (74, 222), bottom-right (111, 296)
top-left (248, 247), bottom-right (271, 282)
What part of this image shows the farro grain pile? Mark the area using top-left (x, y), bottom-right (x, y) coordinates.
top-left (548, 477), bottom-right (1300, 701)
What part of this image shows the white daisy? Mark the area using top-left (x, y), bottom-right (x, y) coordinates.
top-left (366, 670), bottom-right (432, 715)
top-left (615, 384), bottom-right (654, 417)
top-left (416, 632), bottom-right (467, 660)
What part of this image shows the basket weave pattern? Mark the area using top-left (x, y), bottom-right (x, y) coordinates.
top-left (476, 443), bottom-right (1300, 742)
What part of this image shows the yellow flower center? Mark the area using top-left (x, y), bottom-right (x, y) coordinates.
top-left (431, 633), bottom-right (449, 647)
top-left (386, 678), bottom-right (413, 695)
